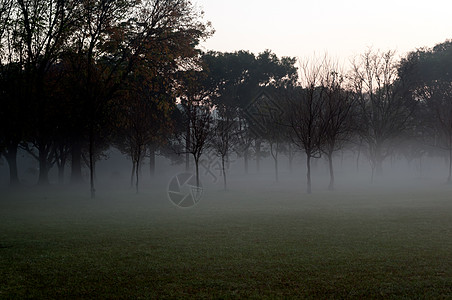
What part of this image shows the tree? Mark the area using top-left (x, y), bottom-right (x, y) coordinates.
top-left (399, 40), bottom-right (452, 183)
top-left (210, 86), bottom-right (238, 190)
top-left (251, 89), bottom-right (285, 182)
top-left (209, 51), bottom-right (257, 174)
top-left (179, 68), bottom-right (214, 188)
top-left (116, 71), bottom-right (174, 193)
top-left (65, 0), bottom-right (137, 196)
top-left (252, 52), bottom-right (297, 181)
top-left (350, 49), bottom-right (414, 182)
top-left (249, 51), bottom-right (298, 173)
top-left (203, 50), bottom-right (297, 188)
top-left (286, 58), bottom-right (327, 194)
top-left (320, 62), bottom-right (355, 190)
top-left (0, 63), bottom-right (25, 185)
top-left (66, 0), bottom-right (211, 197)
top-left (211, 114), bottom-right (237, 190)
top-left (204, 50), bottom-right (297, 175)
top-left (0, 0), bottom-right (79, 185)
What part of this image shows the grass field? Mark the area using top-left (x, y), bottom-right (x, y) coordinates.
top-left (1, 184), bottom-right (452, 299)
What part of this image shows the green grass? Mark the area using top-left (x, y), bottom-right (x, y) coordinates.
top-left (1, 186), bottom-right (452, 299)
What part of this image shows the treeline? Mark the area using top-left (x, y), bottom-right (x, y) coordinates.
top-left (176, 47), bottom-right (452, 194)
top-left (1, 1), bottom-right (452, 195)
top-left (0, 0), bottom-right (210, 197)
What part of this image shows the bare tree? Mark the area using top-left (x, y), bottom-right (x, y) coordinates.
top-left (350, 49), bottom-right (413, 182)
top-left (211, 110), bottom-right (237, 190)
top-left (286, 58), bottom-right (327, 194)
top-left (183, 102), bottom-right (213, 188)
top-left (235, 115), bottom-right (254, 175)
top-left (116, 92), bottom-right (159, 194)
top-left (179, 69), bottom-right (214, 188)
top-left (320, 61), bottom-right (355, 190)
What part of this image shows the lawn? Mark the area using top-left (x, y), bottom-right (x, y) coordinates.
top-left (1, 184), bottom-right (452, 299)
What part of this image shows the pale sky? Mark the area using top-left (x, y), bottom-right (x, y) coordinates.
top-left (195, 0), bottom-right (452, 64)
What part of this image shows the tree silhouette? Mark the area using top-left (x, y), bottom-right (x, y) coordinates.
top-left (350, 49), bottom-right (414, 182)
top-left (400, 41), bottom-right (452, 182)
top-left (286, 58), bottom-right (327, 194)
top-left (320, 61), bottom-right (355, 190)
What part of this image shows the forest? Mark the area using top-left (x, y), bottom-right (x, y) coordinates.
top-left (1, 0), bottom-right (452, 197)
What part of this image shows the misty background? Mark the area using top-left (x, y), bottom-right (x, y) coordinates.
top-left (1, 0), bottom-right (452, 198)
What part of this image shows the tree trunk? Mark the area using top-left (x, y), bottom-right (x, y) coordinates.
top-left (4, 142), bottom-right (20, 186)
top-left (288, 143), bottom-right (294, 173)
top-left (71, 141), bottom-right (83, 184)
top-left (274, 155), bottom-right (279, 183)
top-left (136, 154), bottom-right (140, 194)
top-left (271, 143), bottom-right (278, 183)
top-left (356, 146), bottom-right (361, 172)
top-left (306, 153), bottom-right (312, 194)
top-left (341, 150), bottom-right (344, 168)
top-left (37, 145), bottom-right (49, 185)
top-left (89, 125), bottom-right (95, 199)
top-left (194, 156), bottom-right (200, 188)
top-left (327, 151), bottom-right (334, 191)
top-left (58, 163), bottom-right (65, 185)
top-left (56, 144), bottom-right (68, 185)
top-left (149, 145), bottom-right (155, 178)
top-left (255, 140), bottom-right (261, 173)
top-left (244, 148), bottom-right (248, 174)
top-left (222, 155), bottom-right (227, 191)
top-left (371, 164), bottom-right (375, 184)
top-left (374, 143), bottom-right (383, 177)
top-left (185, 121), bottom-right (190, 172)
top-left (375, 159), bottom-right (383, 177)
top-left (185, 152), bottom-right (190, 172)
top-left (130, 161), bottom-right (135, 188)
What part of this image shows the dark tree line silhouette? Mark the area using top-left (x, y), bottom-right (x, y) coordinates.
top-left (1, 1), bottom-right (452, 195)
